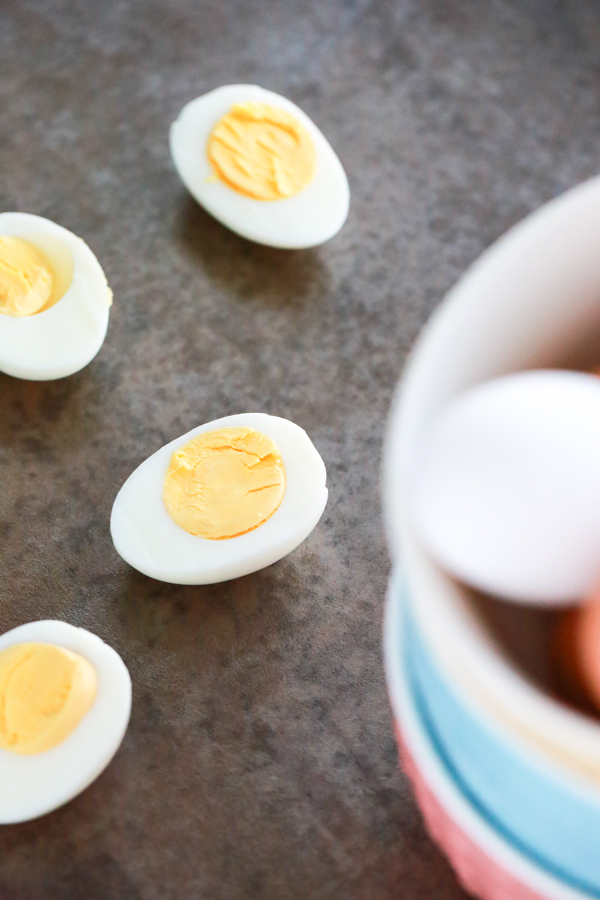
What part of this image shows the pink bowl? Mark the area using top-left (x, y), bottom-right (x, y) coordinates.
top-left (397, 726), bottom-right (544, 900)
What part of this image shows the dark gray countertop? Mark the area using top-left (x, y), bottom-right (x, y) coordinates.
top-left (1, 1), bottom-right (600, 897)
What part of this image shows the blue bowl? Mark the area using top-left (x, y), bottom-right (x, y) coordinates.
top-left (384, 570), bottom-right (596, 900)
top-left (395, 575), bottom-right (600, 896)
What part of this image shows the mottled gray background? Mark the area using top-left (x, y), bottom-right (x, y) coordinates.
top-left (1, 1), bottom-right (600, 897)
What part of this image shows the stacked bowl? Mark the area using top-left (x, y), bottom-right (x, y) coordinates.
top-left (383, 176), bottom-right (600, 899)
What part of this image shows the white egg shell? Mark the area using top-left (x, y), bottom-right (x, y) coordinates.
top-left (411, 370), bottom-right (600, 605)
top-left (111, 413), bottom-right (328, 584)
top-left (169, 84), bottom-right (350, 248)
top-left (0, 212), bottom-right (111, 381)
top-left (0, 620), bottom-right (131, 824)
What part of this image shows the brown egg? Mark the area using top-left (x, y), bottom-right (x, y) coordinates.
top-left (552, 608), bottom-right (598, 713)
top-left (573, 590), bottom-right (600, 711)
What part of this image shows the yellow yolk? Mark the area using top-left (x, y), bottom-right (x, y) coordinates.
top-left (0, 236), bottom-right (54, 317)
top-left (0, 643), bottom-right (98, 755)
top-left (163, 426), bottom-right (286, 539)
top-left (207, 102), bottom-right (317, 201)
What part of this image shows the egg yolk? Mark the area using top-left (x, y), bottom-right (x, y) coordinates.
top-left (163, 426), bottom-right (286, 540)
top-left (0, 236), bottom-right (54, 317)
top-left (0, 643), bottom-right (98, 755)
top-left (207, 102), bottom-right (317, 201)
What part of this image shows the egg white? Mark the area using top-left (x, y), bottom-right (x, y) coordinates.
top-left (0, 212), bottom-right (112, 381)
top-left (0, 620), bottom-right (131, 824)
top-left (111, 413), bottom-right (328, 584)
top-left (170, 84), bottom-right (350, 248)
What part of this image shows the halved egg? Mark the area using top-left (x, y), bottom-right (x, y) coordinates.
top-left (111, 413), bottom-right (328, 584)
top-left (0, 212), bottom-right (112, 380)
top-left (170, 84), bottom-right (350, 248)
top-left (0, 620), bottom-right (131, 824)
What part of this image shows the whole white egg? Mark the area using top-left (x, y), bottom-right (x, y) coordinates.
top-left (0, 212), bottom-right (112, 380)
top-left (169, 84), bottom-right (350, 248)
top-left (0, 620), bottom-right (131, 824)
top-left (110, 412), bottom-right (328, 584)
top-left (411, 370), bottom-right (600, 605)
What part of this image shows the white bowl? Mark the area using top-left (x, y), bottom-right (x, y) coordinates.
top-left (383, 175), bottom-right (600, 784)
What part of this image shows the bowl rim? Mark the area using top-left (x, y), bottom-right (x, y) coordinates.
top-left (400, 567), bottom-right (600, 808)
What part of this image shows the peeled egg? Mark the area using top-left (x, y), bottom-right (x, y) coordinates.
top-left (111, 413), bottom-right (328, 584)
top-left (170, 84), bottom-right (350, 248)
top-left (411, 370), bottom-right (600, 605)
top-left (0, 212), bottom-right (112, 380)
top-left (0, 620), bottom-right (131, 824)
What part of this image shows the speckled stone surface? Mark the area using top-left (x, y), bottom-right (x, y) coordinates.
top-left (1, 1), bottom-right (600, 897)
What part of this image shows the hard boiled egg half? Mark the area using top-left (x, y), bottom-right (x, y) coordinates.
top-left (111, 413), bottom-right (328, 584)
top-left (0, 212), bottom-right (112, 380)
top-left (0, 620), bottom-right (131, 824)
top-left (170, 84), bottom-right (350, 248)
